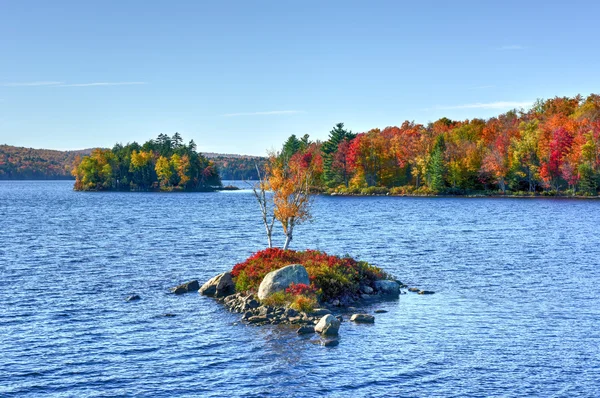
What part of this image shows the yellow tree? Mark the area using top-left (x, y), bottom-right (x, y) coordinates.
top-left (155, 155), bottom-right (173, 188)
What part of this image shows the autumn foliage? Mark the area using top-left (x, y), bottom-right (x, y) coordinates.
top-left (72, 133), bottom-right (221, 191)
top-left (287, 94), bottom-right (600, 195)
top-left (231, 248), bottom-right (388, 302)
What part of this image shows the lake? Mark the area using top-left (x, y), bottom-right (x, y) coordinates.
top-left (1, 180), bottom-right (599, 397)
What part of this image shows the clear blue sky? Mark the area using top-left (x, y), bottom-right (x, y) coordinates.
top-left (1, 0), bottom-right (599, 155)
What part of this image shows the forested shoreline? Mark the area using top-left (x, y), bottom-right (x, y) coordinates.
top-left (276, 94), bottom-right (600, 197)
top-left (72, 134), bottom-right (221, 191)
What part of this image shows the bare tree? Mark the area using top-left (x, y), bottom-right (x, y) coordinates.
top-left (250, 163), bottom-right (275, 248)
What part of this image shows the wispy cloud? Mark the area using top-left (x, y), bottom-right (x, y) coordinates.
top-left (436, 101), bottom-right (533, 110)
top-left (221, 110), bottom-right (304, 117)
top-left (499, 45), bottom-right (526, 51)
top-left (0, 81), bottom-right (63, 87)
top-left (0, 81), bottom-right (147, 87)
top-left (59, 82), bottom-right (147, 87)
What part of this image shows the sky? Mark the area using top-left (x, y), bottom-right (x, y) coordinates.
top-left (1, 0), bottom-right (599, 156)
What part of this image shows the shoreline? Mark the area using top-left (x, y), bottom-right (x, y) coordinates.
top-left (326, 192), bottom-right (600, 200)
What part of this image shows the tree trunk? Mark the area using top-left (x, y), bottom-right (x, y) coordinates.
top-left (282, 220), bottom-right (295, 250)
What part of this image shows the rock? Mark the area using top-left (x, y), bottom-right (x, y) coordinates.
top-left (418, 290), bottom-right (435, 295)
top-left (171, 280), bottom-right (200, 294)
top-left (246, 299), bottom-right (259, 309)
top-left (408, 287), bottom-right (420, 293)
top-left (163, 313), bottom-right (176, 317)
top-left (199, 272), bottom-right (235, 298)
top-left (335, 315), bottom-right (344, 323)
top-left (126, 294), bottom-right (141, 302)
top-left (374, 309), bottom-right (388, 314)
top-left (310, 308), bottom-right (332, 316)
top-left (350, 314), bottom-right (375, 323)
top-left (374, 280), bottom-right (400, 297)
top-left (257, 264), bottom-right (310, 300)
top-left (242, 311), bottom-right (253, 320)
top-left (331, 299), bottom-right (341, 306)
top-left (172, 286), bottom-right (187, 295)
top-left (360, 285), bottom-right (374, 294)
top-left (284, 308), bottom-right (298, 318)
top-left (247, 315), bottom-right (269, 324)
top-left (297, 326), bottom-right (315, 334)
top-left (315, 314), bottom-right (341, 336)
top-left (321, 339), bottom-right (339, 347)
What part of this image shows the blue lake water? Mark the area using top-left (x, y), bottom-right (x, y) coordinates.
top-left (1, 180), bottom-right (599, 397)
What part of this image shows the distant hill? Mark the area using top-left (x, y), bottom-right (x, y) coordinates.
top-left (0, 145), bottom-right (93, 180)
top-left (0, 144), bottom-right (266, 181)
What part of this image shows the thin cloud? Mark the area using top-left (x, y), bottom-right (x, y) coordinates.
top-left (59, 82), bottom-right (147, 87)
top-left (436, 101), bottom-right (533, 110)
top-left (0, 81), bottom-right (63, 87)
top-left (499, 45), bottom-right (526, 51)
top-left (221, 110), bottom-right (304, 117)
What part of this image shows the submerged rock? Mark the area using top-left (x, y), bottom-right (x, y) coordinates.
top-left (374, 309), bottom-right (388, 314)
top-left (200, 272), bottom-right (235, 298)
top-left (297, 326), bottom-right (315, 335)
top-left (315, 314), bottom-right (341, 336)
top-left (126, 294), bottom-right (141, 302)
top-left (257, 264), bottom-right (310, 300)
top-left (408, 287), bottom-right (420, 293)
top-left (418, 290), bottom-right (435, 295)
top-left (171, 280), bottom-right (200, 295)
top-left (321, 339), bottom-right (339, 347)
top-left (350, 314), bottom-right (375, 323)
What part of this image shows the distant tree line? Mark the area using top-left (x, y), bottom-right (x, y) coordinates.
top-left (277, 94), bottom-right (600, 196)
top-left (0, 145), bottom-right (90, 180)
top-left (72, 133), bottom-right (221, 191)
top-left (213, 156), bottom-right (267, 180)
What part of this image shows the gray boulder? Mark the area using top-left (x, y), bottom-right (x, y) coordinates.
top-left (374, 280), bottom-right (400, 297)
top-left (350, 314), bottom-right (375, 323)
top-left (360, 285), bottom-right (374, 294)
top-left (199, 272), bottom-right (235, 298)
top-left (171, 280), bottom-right (200, 294)
top-left (315, 314), bottom-right (341, 336)
top-left (257, 264), bottom-right (310, 300)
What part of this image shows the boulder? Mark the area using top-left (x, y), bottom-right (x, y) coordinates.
top-left (315, 314), bottom-right (341, 336)
top-left (199, 272), bottom-right (235, 298)
top-left (171, 280), bottom-right (200, 294)
top-left (321, 339), bottom-right (339, 347)
top-left (172, 286), bottom-right (187, 295)
top-left (360, 285), bottom-right (374, 294)
top-left (257, 264), bottom-right (310, 300)
top-left (374, 280), bottom-right (400, 297)
top-left (350, 314), bottom-right (375, 323)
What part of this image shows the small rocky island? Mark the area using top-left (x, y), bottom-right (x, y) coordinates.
top-left (170, 249), bottom-right (433, 346)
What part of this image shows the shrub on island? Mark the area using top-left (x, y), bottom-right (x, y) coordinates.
top-left (231, 248), bottom-right (389, 305)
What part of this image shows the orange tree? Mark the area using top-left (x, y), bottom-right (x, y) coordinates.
top-left (265, 143), bottom-right (323, 250)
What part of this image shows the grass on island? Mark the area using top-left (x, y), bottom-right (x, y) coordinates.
top-left (231, 248), bottom-right (389, 311)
